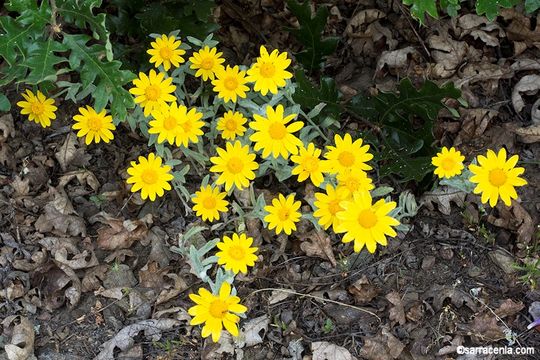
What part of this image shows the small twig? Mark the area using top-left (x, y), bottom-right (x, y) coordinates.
top-left (247, 287), bottom-right (381, 321)
top-left (115, 193), bottom-right (134, 217)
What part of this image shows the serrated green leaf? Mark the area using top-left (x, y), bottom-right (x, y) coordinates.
top-left (292, 68), bottom-right (340, 125)
top-left (0, 16), bottom-right (35, 65)
top-left (22, 39), bottom-right (68, 84)
top-left (286, 0), bottom-right (339, 71)
top-left (56, 0), bottom-right (113, 61)
top-left (63, 34), bottom-right (135, 121)
top-left (0, 94), bottom-right (10, 112)
top-left (476, 0), bottom-right (517, 20)
top-left (402, 0), bottom-right (439, 24)
top-left (525, 0), bottom-right (540, 13)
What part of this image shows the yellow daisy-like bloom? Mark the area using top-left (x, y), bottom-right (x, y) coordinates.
top-left (264, 193), bottom-right (302, 235)
top-left (216, 111), bottom-right (247, 140)
top-left (290, 143), bottom-right (328, 186)
top-left (126, 153), bottom-right (174, 201)
top-left (313, 185), bottom-right (349, 231)
top-left (147, 34), bottom-right (186, 71)
top-left (246, 45), bottom-right (293, 96)
top-left (192, 185), bottom-right (229, 222)
top-left (176, 105), bottom-right (205, 147)
top-left (16, 89), bottom-right (57, 128)
top-left (210, 141), bottom-right (259, 191)
top-left (129, 69), bottom-right (176, 117)
top-left (216, 233), bottom-right (258, 274)
top-left (249, 104), bottom-right (304, 159)
top-left (211, 65), bottom-right (250, 103)
top-left (336, 191), bottom-right (400, 253)
top-left (72, 106), bottom-right (116, 145)
top-left (336, 170), bottom-right (375, 197)
top-left (469, 148), bottom-right (527, 207)
top-left (189, 46), bottom-right (225, 81)
top-left (325, 134), bottom-right (373, 175)
top-left (431, 146), bottom-right (465, 179)
top-left (188, 282), bottom-right (247, 343)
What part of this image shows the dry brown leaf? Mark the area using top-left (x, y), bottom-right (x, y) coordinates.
top-left (376, 47), bottom-right (418, 73)
top-left (54, 132), bottom-right (91, 171)
top-left (427, 33), bottom-right (468, 78)
top-left (488, 201), bottom-right (535, 248)
top-left (238, 315), bottom-right (270, 348)
top-left (454, 108), bottom-right (498, 145)
top-left (95, 319), bottom-right (181, 360)
top-left (3, 316), bottom-right (36, 360)
top-left (34, 187), bottom-right (86, 237)
top-left (386, 292), bottom-right (406, 325)
top-left (155, 273), bottom-right (187, 305)
top-left (10, 176), bottom-right (30, 197)
top-left (420, 186), bottom-right (466, 215)
top-left (501, 8), bottom-right (540, 44)
top-left (359, 327), bottom-right (405, 360)
top-left (348, 275), bottom-right (380, 304)
top-left (95, 213), bottom-right (152, 250)
top-left (39, 237), bottom-right (98, 270)
top-left (82, 265), bottom-right (109, 292)
top-left (458, 14), bottom-right (504, 46)
top-left (469, 314), bottom-right (506, 343)
top-left (58, 170), bottom-right (100, 191)
top-left (312, 341), bottom-right (356, 360)
top-left (298, 230), bottom-right (337, 267)
top-left (138, 261), bottom-right (167, 288)
top-left (495, 299), bottom-right (524, 318)
top-left (510, 123), bottom-right (540, 143)
top-left (0, 113), bottom-right (15, 143)
top-left (512, 75), bottom-right (540, 113)
top-left (346, 9), bottom-right (397, 57)
top-left (423, 284), bottom-right (476, 311)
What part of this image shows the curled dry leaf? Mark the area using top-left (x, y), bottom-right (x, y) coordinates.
top-left (345, 9), bottom-right (397, 57)
top-left (501, 8), bottom-right (540, 45)
top-left (423, 284), bottom-right (476, 311)
top-left (487, 201), bottom-right (535, 248)
top-left (454, 108), bottom-right (498, 146)
top-left (495, 299), bottom-right (524, 318)
top-left (0, 113), bottom-right (15, 143)
top-left (512, 75), bottom-right (540, 113)
top-left (467, 314), bottom-right (506, 343)
top-left (427, 32), bottom-right (468, 78)
top-left (54, 132), bottom-right (91, 171)
top-left (10, 176), bottom-right (30, 197)
top-left (376, 46), bottom-right (418, 74)
top-left (94, 319), bottom-right (181, 360)
top-left (298, 230), bottom-right (337, 267)
top-left (237, 315), bottom-right (270, 348)
top-left (35, 187), bottom-right (86, 237)
top-left (348, 275), bottom-right (380, 304)
top-left (386, 292), bottom-right (406, 325)
top-left (457, 14), bottom-right (504, 47)
top-left (3, 316), bottom-right (36, 360)
top-left (39, 237), bottom-right (98, 270)
top-left (420, 186), bottom-right (466, 216)
top-left (82, 264), bottom-right (109, 292)
top-left (359, 327), bottom-right (405, 360)
top-left (95, 213), bottom-right (152, 250)
top-left (58, 170), bottom-right (100, 192)
top-left (155, 273), bottom-right (188, 305)
top-left (312, 341), bottom-right (356, 360)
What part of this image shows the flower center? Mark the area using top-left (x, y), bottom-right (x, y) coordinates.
top-left (228, 245), bottom-right (246, 260)
top-left (268, 122), bottom-right (287, 140)
top-left (227, 157), bottom-right (244, 174)
top-left (278, 207), bottom-right (290, 221)
top-left (181, 120), bottom-right (192, 133)
top-left (202, 196), bottom-right (217, 209)
top-left (489, 168), bottom-right (507, 187)
top-left (357, 209), bottom-right (378, 229)
top-left (87, 116), bottom-right (103, 131)
top-left (163, 116), bottom-right (177, 131)
top-left (31, 102), bottom-right (45, 115)
top-left (328, 200), bottom-right (342, 215)
top-left (441, 158), bottom-right (456, 171)
top-left (225, 118), bottom-right (238, 131)
top-left (259, 62), bottom-right (276, 78)
top-left (145, 85), bottom-right (161, 101)
top-left (201, 57), bottom-right (214, 70)
top-left (159, 47), bottom-right (173, 60)
top-left (302, 156), bottom-right (319, 172)
top-left (209, 299), bottom-right (229, 319)
top-left (338, 151), bottom-right (355, 167)
top-left (141, 169), bottom-right (158, 185)
top-left (344, 178), bottom-right (359, 191)
top-left (224, 77), bottom-right (238, 91)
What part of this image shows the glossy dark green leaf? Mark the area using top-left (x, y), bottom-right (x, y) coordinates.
top-left (476, 0), bottom-right (517, 20)
top-left (23, 39), bottom-right (68, 84)
top-left (525, 0), bottom-right (540, 13)
top-left (0, 94), bottom-right (10, 112)
top-left (402, 0), bottom-right (438, 24)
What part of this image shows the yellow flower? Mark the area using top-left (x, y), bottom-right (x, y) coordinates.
top-left (469, 148), bottom-right (527, 207)
top-left (72, 105), bottom-right (116, 145)
top-left (216, 233), bottom-right (258, 274)
top-left (129, 69), bottom-right (176, 117)
top-left (325, 134), bottom-right (373, 175)
top-left (176, 105), bottom-right (205, 147)
top-left (432, 146), bottom-right (465, 179)
top-left (313, 185), bottom-right (348, 231)
top-left (210, 141), bottom-right (259, 191)
top-left (192, 185), bottom-right (229, 222)
top-left (188, 282), bottom-right (247, 343)
top-left (246, 45), bottom-right (292, 96)
top-left (149, 102), bottom-right (204, 147)
top-left (211, 65), bottom-right (250, 103)
top-left (336, 191), bottom-right (400, 253)
top-left (249, 104), bottom-right (303, 159)
top-left (290, 143), bottom-right (328, 186)
top-left (147, 34), bottom-right (186, 71)
top-left (16, 89), bottom-right (57, 128)
top-left (216, 111), bottom-right (247, 140)
top-left (189, 46), bottom-right (225, 81)
top-left (126, 153), bottom-right (174, 201)
top-left (336, 170), bottom-right (374, 197)
top-left (264, 193), bottom-right (302, 235)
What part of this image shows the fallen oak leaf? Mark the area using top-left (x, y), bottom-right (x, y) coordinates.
top-left (94, 212), bottom-right (152, 250)
top-left (512, 75), bottom-right (540, 113)
top-left (3, 316), bottom-right (36, 360)
top-left (495, 299), bottom-right (524, 318)
top-left (54, 132), bottom-right (91, 171)
top-left (359, 327), bottom-right (404, 360)
top-left (312, 341), bottom-right (356, 360)
top-left (386, 292), bottom-right (406, 325)
top-left (237, 315), bottom-right (270, 348)
top-left (298, 229), bottom-right (337, 267)
top-left (420, 186), bottom-right (465, 216)
top-left (348, 275), bottom-right (380, 304)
